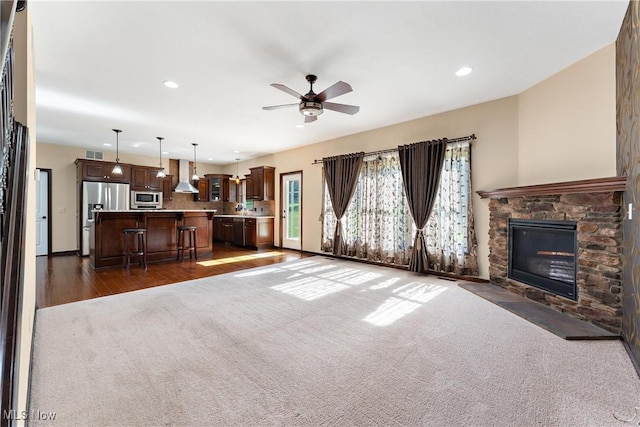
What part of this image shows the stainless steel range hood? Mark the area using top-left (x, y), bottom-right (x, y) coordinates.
top-left (173, 159), bottom-right (199, 193)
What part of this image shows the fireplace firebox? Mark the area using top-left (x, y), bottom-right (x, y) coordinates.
top-left (508, 219), bottom-right (578, 300)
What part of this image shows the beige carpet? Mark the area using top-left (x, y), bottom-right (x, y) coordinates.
top-left (29, 256), bottom-right (640, 426)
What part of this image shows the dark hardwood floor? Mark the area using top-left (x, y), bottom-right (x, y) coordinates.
top-left (36, 246), bottom-right (313, 309)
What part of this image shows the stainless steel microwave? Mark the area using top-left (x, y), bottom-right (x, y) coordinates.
top-left (131, 191), bottom-right (163, 209)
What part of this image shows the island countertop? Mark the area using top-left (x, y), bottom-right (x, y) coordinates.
top-left (90, 210), bottom-right (215, 269)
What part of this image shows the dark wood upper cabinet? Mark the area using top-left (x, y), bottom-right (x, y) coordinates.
top-left (131, 166), bottom-right (163, 191)
top-left (229, 177), bottom-right (244, 203)
top-left (207, 174), bottom-right (231, 201)
top-left (244, 174), bottom-right (253, 200)
top-left (247, 166), bottom-right (275, 201)
top-left (76, 159), bottom-right (131, 183)
top-left (194, 179), bottom-right (209, 202)
top-left (162, 175), bottom-right (174, 201)
top-left (194, 174), bottom-right (231, 202)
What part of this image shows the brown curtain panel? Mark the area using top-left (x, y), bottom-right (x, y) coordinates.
top-left (323, 152), bottom-right (364, 256)
top-left (398, 138), bottom-right (448, 272)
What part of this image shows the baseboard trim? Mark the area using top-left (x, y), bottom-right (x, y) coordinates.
top-left (49, 250), bottom-right (78, 257)
top-left (314, 251), bottom-right (489, 283)
top-left (622, 338), bottom-right (640, 379)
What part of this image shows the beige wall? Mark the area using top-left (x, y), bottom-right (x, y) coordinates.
top-left (518, 44), bottom-right (616, 186)
top-left (224, 96), bottom-right (520, 279)
top-left (13, 6), bottom-right (36, 425)
top-left (35, 142), bottom-right (224, 252)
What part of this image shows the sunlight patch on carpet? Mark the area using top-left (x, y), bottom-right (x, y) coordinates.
top-left (369, 277), bottom-right (401, 290)
top-left (394, 282), bottom-right (448, 303)
top-left (363, 282), bottom-right (448, 326)
top-left (363, 297), bottom-right (422, 326)
top-left (271, 277), bottom-right (350, 301)
top-left (318, 268), bottom-right (383, 285)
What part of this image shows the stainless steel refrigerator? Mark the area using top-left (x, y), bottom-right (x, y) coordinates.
top-left (81, 181), bottom-right (130, 256)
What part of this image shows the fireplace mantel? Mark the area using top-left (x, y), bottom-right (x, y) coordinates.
top-left (477, 176), bottom-right (626, 199)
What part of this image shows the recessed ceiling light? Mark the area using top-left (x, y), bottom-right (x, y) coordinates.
top-left (162, 151), bottom-right (169, 155)
top-left (163, 80), bottom-right (179, 89)
top-left (103, 143), bottom-right (112, 146)
top-left (455, 67), bottom-right (473, 77)
top-left (207, 158), bottom-right (213, 161)
top-left (233, 150), bottom-right (240, 154)
top-left (295, 124), bottom-right (304, 129)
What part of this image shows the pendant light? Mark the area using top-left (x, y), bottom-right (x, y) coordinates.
top-left (111, 129), bottom-right (123, 176)
top-left (191, 143), bottom-right (200, 181)
top-left (234, 158), bottom-right (241, 185)
top-left (156, 137), bottom-right (166, 178)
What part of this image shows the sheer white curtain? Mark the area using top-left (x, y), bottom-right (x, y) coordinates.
top-left (424, 142), bottom-right (478, 275)
top-left (322, 142), bottom-right (478, 276)
top-left (322, 152), bottom-right (413, 265)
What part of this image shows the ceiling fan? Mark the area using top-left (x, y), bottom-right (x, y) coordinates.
top-left (262, 74), bottom-right (360, 123)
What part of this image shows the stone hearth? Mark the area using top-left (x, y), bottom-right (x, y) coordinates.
top-left (478, 177), bottom-right (626, 333)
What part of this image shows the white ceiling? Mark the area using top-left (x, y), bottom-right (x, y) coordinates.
top-left (30, 1), bottom-right (628, 166)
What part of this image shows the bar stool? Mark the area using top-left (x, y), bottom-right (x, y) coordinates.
top-left (122, 228), bottom-right (147, 270)
top-left (176, 225), bottom-right (197, 261)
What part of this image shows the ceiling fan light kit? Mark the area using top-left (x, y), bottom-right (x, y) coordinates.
top-left (299, 101), bottom-right (323, 116)
top-left (263, 74), bottom-right (359, 123)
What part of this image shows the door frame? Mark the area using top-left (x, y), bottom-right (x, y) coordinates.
top-left (36, 168), bottom-right (53, 256)
top-left (279, 170), bottom-right (302, 250)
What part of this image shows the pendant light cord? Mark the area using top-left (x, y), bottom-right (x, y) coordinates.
top-left (113, 128), bottom-right (122, 163)
top-left (157, 137), bottom-right (164, 168)
top-left (192, 143), bottom-right (199, 179)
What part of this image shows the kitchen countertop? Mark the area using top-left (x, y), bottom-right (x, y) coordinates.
top-left (93, 209), bottom-right (218, 213)
top-left (91, 210), bottom-right (275, 218)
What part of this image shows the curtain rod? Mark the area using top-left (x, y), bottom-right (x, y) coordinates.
top-left (311, 133), bottom-right (476, 165)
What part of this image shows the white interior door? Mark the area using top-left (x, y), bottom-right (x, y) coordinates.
top-left (35, 169), bottom-right (49, 256)
top-left (282, 173), bottom-right (301, 250)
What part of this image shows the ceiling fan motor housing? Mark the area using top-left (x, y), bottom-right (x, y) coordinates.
top-left (299, 101), bottom-right (323, 116)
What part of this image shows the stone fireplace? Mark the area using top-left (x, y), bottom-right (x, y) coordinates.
top-left (478, 177), bottom-right (625, 333)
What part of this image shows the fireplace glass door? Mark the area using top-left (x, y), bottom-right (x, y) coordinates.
top-left (508, 219), bottom-right (577, 300)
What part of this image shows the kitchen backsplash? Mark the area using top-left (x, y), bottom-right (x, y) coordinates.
top-left (163, 193), bottom-right (275, 216)
top-left (163, 193), bottom-right (224, 211)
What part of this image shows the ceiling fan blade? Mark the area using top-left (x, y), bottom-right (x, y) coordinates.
top-left (323, 102), bottom-right (360, 115)
top-left (304, 115), bottom-right (317, 123)
top-left (316, 81), bottom-right (352, 102)
top-left (270, 83), bottom-right (304, 99)
top-left (262, 103), bottom-right (299, 111)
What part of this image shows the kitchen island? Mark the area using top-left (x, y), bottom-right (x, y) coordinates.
top-left (90, 210), bottom-right (216, 269)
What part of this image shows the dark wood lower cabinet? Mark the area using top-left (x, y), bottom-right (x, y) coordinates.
top-left (233, 219), bottom-right (245, 246)
top-left (91, 210), bottom-right (215, 268)
top-left (213, 216), bottom-right (274, 249)
top-left (245, 220), bottom-right (256, 247)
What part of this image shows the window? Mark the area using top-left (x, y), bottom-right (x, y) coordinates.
top-left (322, 142), bottom-right (478, 275)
